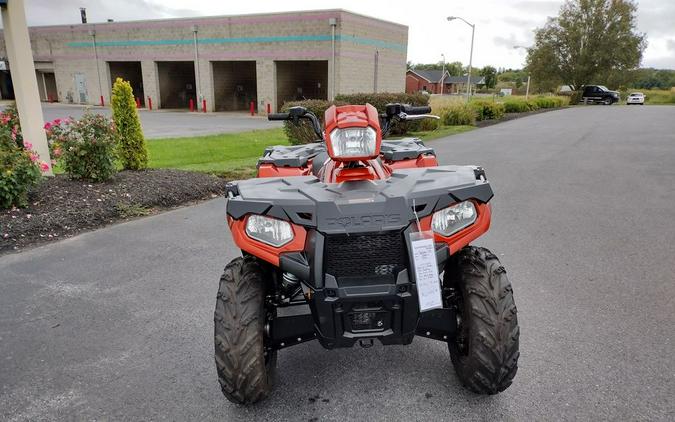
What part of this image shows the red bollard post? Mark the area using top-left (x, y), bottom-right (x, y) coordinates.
top-left (147, 97), bottom-right (152, 110)
top-left (250, 101), bottom-right (255, 116)
top-left (189, 98), bottom-right (194, 112)
top-left (202, 99), bottom-right (206, 113)
top-left (135, 97), bottom-right (141, 108)
top-left (266, 103), bottom-right (271, 114)
top-left (100, 95), bottom-right (105, 107)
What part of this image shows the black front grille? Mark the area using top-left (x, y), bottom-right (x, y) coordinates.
top-left (324, 231), bottom-right (407, 281)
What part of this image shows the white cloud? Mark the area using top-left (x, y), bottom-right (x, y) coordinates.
top-left (6, 0), bottom-right (675, 69)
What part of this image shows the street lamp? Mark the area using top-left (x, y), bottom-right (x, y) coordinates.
top-left (513, 45), bottom-right (531, 100)
top-left (440, 53), bottom-right (446, 95)
top-left (447, 16), bottom-right (475, 102)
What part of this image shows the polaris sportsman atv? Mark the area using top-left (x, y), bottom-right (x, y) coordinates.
top-left (215, 103), bottom-right (519, 404)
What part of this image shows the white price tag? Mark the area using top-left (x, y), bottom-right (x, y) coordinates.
top-left (410, 231), bottom-right (442, 312)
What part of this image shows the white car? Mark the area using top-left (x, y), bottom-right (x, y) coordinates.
top-left (626, 92), bottom-right (645, 105)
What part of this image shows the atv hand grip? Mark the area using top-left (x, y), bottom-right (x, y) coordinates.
top-left (403, 105), bottom-right (432, 115)
top-left (268, 113), bottom-right (290, 121)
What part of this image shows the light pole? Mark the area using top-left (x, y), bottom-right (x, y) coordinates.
top-left (329, 18), bottom-right (337, 100)
top-left (89, 29), bottom-right (103, 106)
top-left (440, 53), bottom-right (446, 95)
top-left (191, 25), bottom-right (201, 110)
top-left (513, 45), bottom-right (531, 99)
top-left (447, 16), bottom-right (475, 102)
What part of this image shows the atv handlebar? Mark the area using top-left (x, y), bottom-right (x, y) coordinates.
top-left (268, 106), bottom-right (324, 140)
top-left (268, 113), bottom-right (290, 121)
top-left (402, 105), bottom-right (432, 115)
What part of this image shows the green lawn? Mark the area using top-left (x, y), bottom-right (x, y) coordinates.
top-left (147, 125), bottom-right (474, 179)
top-left (147, 128), bottom-right (288, 179)
top-left (408, 125), bottom-right (475, 141)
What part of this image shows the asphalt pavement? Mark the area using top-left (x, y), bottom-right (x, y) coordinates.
top-left (3, 103), bottom-right (280, 138)
top-left (1, 105), bottom-right (674, 421)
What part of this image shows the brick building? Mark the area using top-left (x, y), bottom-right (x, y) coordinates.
top-left (406, 69), bottom-right (484, 95)
top-left (0, 10), bottom-right (408, 113)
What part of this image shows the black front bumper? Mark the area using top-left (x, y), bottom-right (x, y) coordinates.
top-left (272, 227), bottom-right (457, 350)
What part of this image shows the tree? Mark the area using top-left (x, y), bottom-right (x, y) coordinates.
top-left (111, 78), bottom-right (147, 170)
top-left (525, 0), bottom-right (646, 90)
top-left (479, 66), bottom-right (497, 89)
top-left (409, 61), bottom-right (464, 76)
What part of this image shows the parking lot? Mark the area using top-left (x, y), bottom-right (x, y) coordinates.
top-left (1, 105), bottom-right (674, 421)
top-left (3, 103), bottom-right (280, 138)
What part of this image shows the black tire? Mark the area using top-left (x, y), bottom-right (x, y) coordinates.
top-left (444, 246), bottom-right (519, 394)
top-left (603, 97), bottom-right (612, 105)
top-left (214, 256), bottom-right (276, 404)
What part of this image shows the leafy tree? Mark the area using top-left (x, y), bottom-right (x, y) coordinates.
top-left (525, 0), bottom-right (647, 90)
top-left (409, 61), bottom-right (464, 76)
top-left (111, 78), bottom-right (147, 170)
top-left (479, 66), bottom-right (497, 88)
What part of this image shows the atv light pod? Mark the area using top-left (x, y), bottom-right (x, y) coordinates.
top-left (245, 215), bottom-right (294, 247)
top-left (328, 127), bottom-right (377, 158)
top-left (431, 201), bottom-right (477, 237)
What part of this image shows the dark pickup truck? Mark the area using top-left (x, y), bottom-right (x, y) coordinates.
top-left (581, 85), bottom-right (620, 105)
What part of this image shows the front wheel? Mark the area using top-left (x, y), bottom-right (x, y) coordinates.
top-left (444, 246), bottom-right (520, 394)
top-left (604, 98), bottom-right (612, 105)
top-left (214, 256), bottom-right (276, 404)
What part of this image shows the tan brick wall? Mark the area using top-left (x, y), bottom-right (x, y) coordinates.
top-left (0, 10), bottom-right (408, 111)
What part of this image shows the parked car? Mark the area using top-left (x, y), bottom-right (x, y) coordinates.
top-left (581, 85), bottom-right (620, 105)
top-left (626, 92), bottom-right (645, 105)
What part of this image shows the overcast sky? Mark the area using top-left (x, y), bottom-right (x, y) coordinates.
top-left (12, 0), bottom-right (675, 69)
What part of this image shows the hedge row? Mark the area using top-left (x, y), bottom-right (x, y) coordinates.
top-left (281, 93), bottom-right (429, 145)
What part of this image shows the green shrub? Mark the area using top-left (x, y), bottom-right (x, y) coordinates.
top-left (59, 112), bottom-right (117, 182)
top-left (502, 98), bottom-right (530, 113)
top-left (112, 77), bottom-right (147, 170)
top-left (281, 99), bottom-right (340, 145)
top-left (281, 93), bottom-right (430, 144)
top-left (0, 106), bottom-right (43, 208)
top-left (335, 92), bottom-right (429, 135)
top-left (438, 103), bottom-right (477, 126)
top-left (530, 96), bottom-right (569, 108)
top-left (471, 100), bottom-right (505, 121)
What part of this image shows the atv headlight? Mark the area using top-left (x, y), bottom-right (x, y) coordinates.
top-left (329, 127), bottom-right (377, 158)
top-left (431, 201), bottom-right (477, 237)
top-left (245, 215), bottom-right (294, 247)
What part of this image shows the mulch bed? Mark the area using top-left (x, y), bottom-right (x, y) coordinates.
top-left (1, 169), bottom-right (225, 255)
top-left (475, 107), bottom-right (568, 128)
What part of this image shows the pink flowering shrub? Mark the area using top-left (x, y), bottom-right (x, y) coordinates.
top-left (56, 112), bottom-right (117, 182)
top-left (0, 105), bottom-right (43, 208)
top-left (44, 117), bottom-right (71, 160)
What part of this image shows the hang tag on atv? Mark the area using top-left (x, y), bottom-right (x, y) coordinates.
top-left (410, 231), bottom-right (442, 312)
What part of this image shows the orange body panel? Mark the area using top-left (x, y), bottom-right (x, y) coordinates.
top-left (257, 163), bottom-right (311, 178)
top-left (418, 202), bottom-right (492, 254)
top-left (386, 154), bottom-right (439, 170)
top-left (228, 216), bottom-right (307, 266)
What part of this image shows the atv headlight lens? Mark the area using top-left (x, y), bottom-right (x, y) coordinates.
top-left (431, 201), bottom-right (477, 237)
top-left (329, 127), bottom-right (377, 158)
top-left (245, 215), bottom-right (294, 247)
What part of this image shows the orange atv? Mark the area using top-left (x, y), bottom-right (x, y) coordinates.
top-left (215, 103), bottom-right (519, 404)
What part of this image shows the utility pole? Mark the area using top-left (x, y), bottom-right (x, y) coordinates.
top-left (1, 0), bottom-right (53, 175)
top-left (513, 46), bottom-right (531, 99)
top-left (440, 53), bottom-right (446, 95)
